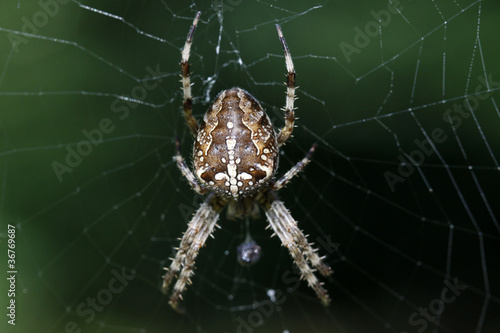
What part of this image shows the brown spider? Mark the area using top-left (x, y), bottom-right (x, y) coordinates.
top-left (162, 11), bottom-right (332, 311)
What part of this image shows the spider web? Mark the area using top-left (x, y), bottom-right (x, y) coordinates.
top-left (1, 0), bottom-right (499, 332)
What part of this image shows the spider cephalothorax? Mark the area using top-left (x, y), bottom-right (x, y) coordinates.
top-left (162, 11), bottom-right (332, 312)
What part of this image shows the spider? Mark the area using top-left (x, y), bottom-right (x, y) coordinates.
top-left (162, 11), bottom-right (332, 311)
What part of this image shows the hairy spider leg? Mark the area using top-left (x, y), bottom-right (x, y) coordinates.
top-left (273, 144), bottom-right (317, 191)
top-left (270, 144), bottom-right (333, 277)
top-left (162, 196), bottom-right (223, 312)
top-left (275, 24), bottom-right (297, 147)
top-left (181, 11), bottom-right (201, 136)
top-left (263, 197), bottom-right (331, 306)
top-left (174, 137), bottom-right (207, 195)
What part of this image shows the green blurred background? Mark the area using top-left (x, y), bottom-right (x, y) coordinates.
top-left (1, 1), bottom-right (499, 332)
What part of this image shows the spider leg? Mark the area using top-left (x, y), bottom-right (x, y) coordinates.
top-left (162, 195), bottom-right (224, 311)
top-left (262, 194), bottom-right (332, 306)
top-left (272, 143), bottom-right (316, 191)
top-left (275, 24), bottom-right (296, 147)
top-left (161, 198), bottom-right (212, 293)
top-left (174, 137), bottom-right (207, 195)
top-left (181, 11), bottom-right (201, 136)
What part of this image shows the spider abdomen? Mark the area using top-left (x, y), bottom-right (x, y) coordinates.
top-left (193, 88), bottom-right (278, 198)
